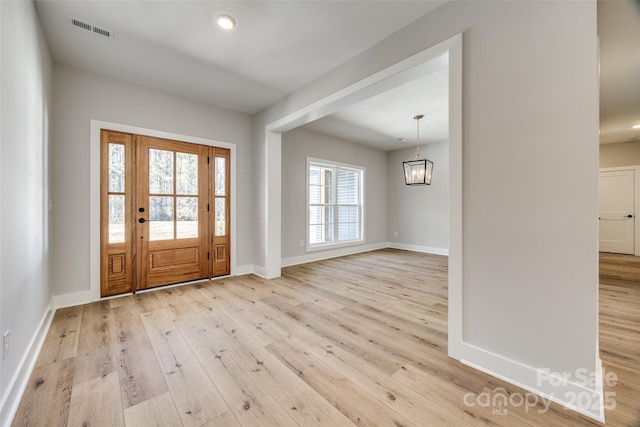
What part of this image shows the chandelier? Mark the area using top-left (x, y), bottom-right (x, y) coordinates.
top-left (403, 114), bottom-right (433, 185)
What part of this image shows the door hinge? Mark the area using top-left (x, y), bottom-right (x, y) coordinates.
top-left (208, 252), bottom-right (210, 260)
top-left (207, 156), bottom-right (210, 164)
top-left (207, 203), bottom-right (210, 211)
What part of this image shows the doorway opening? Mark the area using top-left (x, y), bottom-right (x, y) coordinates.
top-left (262, 33), bottom-right (463, 357)
top-left (85, 123), bottom-right (235, 306)
top-left (99, 129), bottom-right (231, 297)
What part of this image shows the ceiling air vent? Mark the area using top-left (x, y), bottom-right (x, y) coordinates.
top-left (70, 18), bottom-right (113, 39)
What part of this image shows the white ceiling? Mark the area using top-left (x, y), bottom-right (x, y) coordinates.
top-left (32, 1), bottom-right (640, 151)
top-left (599, 0), bottom-right (640, 144)
top-left (35, 0), bottom-right (445, 115)
top-left (302, 53), bottom-right (449, 151)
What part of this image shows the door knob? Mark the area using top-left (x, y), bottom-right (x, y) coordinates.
top-left (627, 214), bottom-right (634, 218)
top-left (138, 218), bottom-right (146, 223)
top-left (139, 207), bottom-right (145, 213)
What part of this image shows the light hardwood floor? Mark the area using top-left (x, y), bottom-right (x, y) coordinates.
top-left (11, 249), bottom-right (640, 426)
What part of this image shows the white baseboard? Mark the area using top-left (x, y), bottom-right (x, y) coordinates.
top-left (459, 342), bottom-right (604, 422)
top-left (235, 264), bottom-right (267, 278)
top-left (251, 265), bottom-right (267, 278)
top-left (0, 300), bottom-right (56, 427)
top-left (233, 264), bottom-right (254, 276)
top-left (387, 242), bottom-right (449, 256)
top-left (53, 289), bottom-right (95, 309)
top-left (51, 245), bottom-right (449, 308)
top-left (52, 264), bottom-right (260, 309)
top-left (281, 242), bottom-right (388, 268)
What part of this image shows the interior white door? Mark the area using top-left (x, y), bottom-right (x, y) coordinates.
top-left (599, 169), bottom-right (635, 254)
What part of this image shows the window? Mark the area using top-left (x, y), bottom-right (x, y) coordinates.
top-left (307, 158), bottom-right (364, 250)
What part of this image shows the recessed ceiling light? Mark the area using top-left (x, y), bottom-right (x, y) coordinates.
top-left (215, 14), bottom-right (236, 31)
top-left (633, 124), bottom-right (640, 129)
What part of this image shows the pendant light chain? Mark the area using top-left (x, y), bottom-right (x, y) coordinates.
top-left (414, 114), bottom-right (424, 159)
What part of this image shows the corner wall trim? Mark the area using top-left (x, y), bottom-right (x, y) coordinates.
top-left (233, 264), bottom-right (254, 276)
top-left (252, 265), bottom-right (267, 278)
top-left (0, 300), bottom-right (56, 427)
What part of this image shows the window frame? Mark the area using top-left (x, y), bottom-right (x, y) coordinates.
top-left (306, 157), bottom-right (365, 252)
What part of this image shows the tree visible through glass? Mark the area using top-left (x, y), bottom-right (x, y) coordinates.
top-left (148, 149), bottom-right (199, 241)
top-left (108, 143), bottom-right (125, 243)
top-left (214, 156), bottom-right (226, 236)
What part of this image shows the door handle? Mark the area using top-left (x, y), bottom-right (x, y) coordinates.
top-left (626, 214), bottom-right (634, 218)
top-left (138, 218), bottom-right (146, 223)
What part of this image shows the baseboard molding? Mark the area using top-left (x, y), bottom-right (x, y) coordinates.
top-left (281, 242), bottom-right (388, 268)
top-left (53, 289), bottom-right (95, 309)
top-left (387, 242), bottom-right (449, 256)
top-left (52, 264), bottom-right (258, 309)
top-left (0, 300), bottom-right (56, 427)
top-left (459, 342), bottom-right (604, 422)
top-left (251, 265), bottom-right (267, 278)
top-left (51, 245), bottom-right (449, 308)
top-left (233, 264), bottom-right (254, 276)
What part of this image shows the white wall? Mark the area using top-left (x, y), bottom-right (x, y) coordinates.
top-left (254, 0), bottom-right (600, 418)
top-left (51, 64), bottom-right (254, 296)
top-left (0, 0), bottom-right (53, 422)
top-left (281, 128), bottom-right (388, 262)
top-left (388, 142), bottom-right (448, 253)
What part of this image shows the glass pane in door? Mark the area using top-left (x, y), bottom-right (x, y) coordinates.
top-left (108, 142), bottom-right (126, 244)
top-left (176, 152), bottom-right (198, 195)
top-left (149, 149), bottom-right (174, 194)
top-left (149, 196), bottom-right (174, 240)
top-left (108, 195), bottom-right (125, 243)
top-left (215, 157), bottom-right (226, 196)
top-left (108, 144), bottom-right (125, 192)
top-left (215, 198), bottom-right (225, 236)
top-left (176, 196), bottom-right (198, 239)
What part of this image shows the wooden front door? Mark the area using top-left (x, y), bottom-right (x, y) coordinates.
top-left (100, 130), bottom-right (231, 297)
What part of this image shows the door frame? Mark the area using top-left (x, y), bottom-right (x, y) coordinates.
top-left (89, 120), bottom-right (237, 302)
top-left (599, 165), bottom-right (640, 256)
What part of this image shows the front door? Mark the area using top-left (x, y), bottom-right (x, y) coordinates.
top-left (100, 130), bottom-right (230, 297)
top-left (599, 169), bottom-right (635, 254)
top-left (137, 136), bottom-right (210, 290)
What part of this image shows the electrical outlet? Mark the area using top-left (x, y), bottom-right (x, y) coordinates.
top-left (299, 240), bottom-right (304, 248)
top-left (3, 330), bottom-right (9, 360)
top-left (394, 231), bottom-right (398, 237)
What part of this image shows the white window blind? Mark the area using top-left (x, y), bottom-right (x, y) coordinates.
top-left (308, 159), bottom-right (363, 249)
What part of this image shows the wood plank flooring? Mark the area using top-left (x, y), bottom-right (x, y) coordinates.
top-left (12, 249), bottom-right (640, 426)
top-left (600, 252), bottom-right (640, 288)
top-left (598, 253), bottom-right (640, 426)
